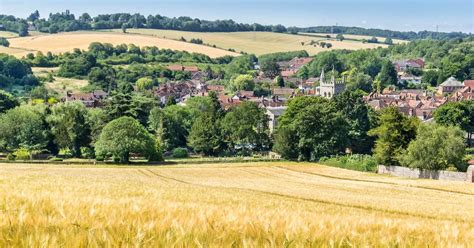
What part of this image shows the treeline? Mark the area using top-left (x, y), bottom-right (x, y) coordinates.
top-left (1, 88), bottom-right (471, 170)
top-left (298, 26), bottom-right (471, 40)
top-left (274, 93), bottom-right (473, 171)
top-left (12, 10), bottom-right (288, 35)
top-left (3, 10), bottom-right (470, 41)
top-left (0, 15), bottom-right (28, 36)
top-left (0, 54), bottom-right (39, 92)
top-left (0, 89), bottom-right (270, 163)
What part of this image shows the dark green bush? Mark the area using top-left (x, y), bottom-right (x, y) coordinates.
top-left (172, 148), bottom-right (189, 158)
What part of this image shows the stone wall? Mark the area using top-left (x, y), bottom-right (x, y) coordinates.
top-left (378, 165), bottom-right (474, 182)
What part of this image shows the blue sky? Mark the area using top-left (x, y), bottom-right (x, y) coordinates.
top-left (1, 0), bottom-right (472, 33)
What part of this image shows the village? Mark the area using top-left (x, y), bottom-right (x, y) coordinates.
top-left (64, 56), bottom-right (474, 132)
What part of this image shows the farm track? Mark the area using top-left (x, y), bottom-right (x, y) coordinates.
top-left (143, 166), bottom-right (469, 223)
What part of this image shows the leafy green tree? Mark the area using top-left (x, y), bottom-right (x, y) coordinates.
top-left (275, 97), bottom-right (348, 161)
top-left (225, 55), bottom-right (256, 79)
top-left (375, 60), bottom-right (397, 89)
top-left (0, 90), bottom-right (19, 114)
top-left (400, 124), bottom-right (466, 171)
top-left (230, 74), bottom-right (255, 91)
top-left (434, 101), bottom-right (474, 145)
top-left (259, 59), bottom-right (280, 78)
top-left (384, 37), bottom-right (393, 45)
top-left (188, 112), bottom-right (222, 156)
top-left (88, 66), bottom-right (116, 92)
top-left (188, 91), bottom-right (224, 155)
top-left (0, 38), bottom-right (9, 47)
top-left (86, 108), bottom-right (108, 146)
top-left (369, 107), bottom-right (419, 166)
top-left (95, 116), bottom-right (160, 163)
top-left (136, 77), bottom-right (154, 92)
top-left (221, 102), bottom-right (270, 153)
top-left (149, 106), bottom-right (192, 151)
top-left (336, 34), bottom-right (345, 41)
top-left (272, 126), bottom-right (299, 160)
top-left (333, 91), bottom-right (376, 154)
top-left (0, 105), bottom-right (50, 154)
top-left (344, 68), bottom-right (373, 93)
top-left (274, 75), bottom-right (285, 88)
top-left (421, 70), bottom-right (439, 86)
top-left (48, 102), bottom-right (91, 157)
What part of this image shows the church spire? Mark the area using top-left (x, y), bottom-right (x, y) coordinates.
top-left (320, 68), bottom-right (325, 83)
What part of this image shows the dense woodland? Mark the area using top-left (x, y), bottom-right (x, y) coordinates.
top-left (0, 10), bottom-right (470, 41)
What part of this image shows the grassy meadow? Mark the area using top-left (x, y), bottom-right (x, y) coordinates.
top-left (109, 29), bottom-right (389, 55)
top-left (0, 31), bottom-right (18, 38)
top-left (32, 67), bottom-right (89, 94)
top-left (5, 31), bottom-right (238, 58)
top-left (0, 161), bottom-right (472, 247)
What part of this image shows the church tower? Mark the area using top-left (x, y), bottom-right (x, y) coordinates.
top-left (318, 67), bottom-right (345, 99)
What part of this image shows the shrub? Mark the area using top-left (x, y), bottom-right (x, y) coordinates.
top-left (6, 153), bottom-right (15, 161)
top-left (172, 148), bottom-right (189, 158)
top-left (13, 148), bottom-right (30, 160)
top-left (80, 147), bottom-right (95, 159)
top-left (318, 154), bottom-right (378, 172)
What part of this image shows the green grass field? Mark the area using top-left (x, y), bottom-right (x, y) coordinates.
top-left (0, 31), bottom-right (18, 38)
top-left (0, 161), bottom-right (472, 247)
top-left (108, 29), bottom-right (389, 55)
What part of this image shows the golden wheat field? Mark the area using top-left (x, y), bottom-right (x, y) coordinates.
top-left (109, 29), bottom-right (388, 56)
top-left (6, 32), bottom-right (238, 58)
top-left (0, 161), bottom-right (472, 247)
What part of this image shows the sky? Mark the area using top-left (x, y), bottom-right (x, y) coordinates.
top-left (0, 0), bottom-right (472, 33)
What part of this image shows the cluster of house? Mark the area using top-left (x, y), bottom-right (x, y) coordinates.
top-left (62, 56), bottom-right (472, 133)
top-left (393, 58), bottom-right (425, 85)
top-left (365, 78), bottom-right (474, 121)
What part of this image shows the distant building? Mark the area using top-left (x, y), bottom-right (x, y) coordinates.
top-left (64, 90), bottom-right (108, 108)
top-left (318, 69), bottom-right (345, 99)
top-left (438, 77), bottom-right (464, 95)
top-left (393, 59), bottom-right (424, 72)
top-left (266, 107), bottom-right (286, 133)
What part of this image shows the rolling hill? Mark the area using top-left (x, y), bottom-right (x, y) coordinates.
top-left (111, 29), bottom-right (389, 56)
top-left (4, 31), bottom-right (239, 58)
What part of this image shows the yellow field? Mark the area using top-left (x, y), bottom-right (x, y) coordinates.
top-left (110, 29), bottom-right (388, 56)
top-left (300, 32), bottom-right (409, 44)
top-left (6, 32), bottom-right (238, 58)
top-left (0, 161), bottom-right (472, 247)
top-left (0, 31), bottom-right (18, 38)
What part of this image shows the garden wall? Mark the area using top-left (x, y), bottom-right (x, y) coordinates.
top-left (378, 165), bottom-right (474, 182)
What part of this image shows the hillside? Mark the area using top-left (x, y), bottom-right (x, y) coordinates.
top-left (109, 29), bottom-right (389, 55)
top-left (5, 31), bottom-right (239, 58)
top-left (299, 32), bottom-right (409, 44)
top-left (0, 161), bottom-right (472, 246)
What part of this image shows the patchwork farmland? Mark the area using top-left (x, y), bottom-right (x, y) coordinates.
top-left (5, 31), bottom-right (239, 58)
top-left (0, 162), bottom-right (472, 247)
top-left (110, 29), bottom-right (389, 55)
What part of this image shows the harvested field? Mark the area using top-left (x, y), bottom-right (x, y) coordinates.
top-left (6, 32), bottom-right (239, 58)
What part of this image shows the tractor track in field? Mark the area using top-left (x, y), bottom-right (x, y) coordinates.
top-left (142, 168), bottom-right (469, 223)
top-left (275, 166), bottom-right (474, 196)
